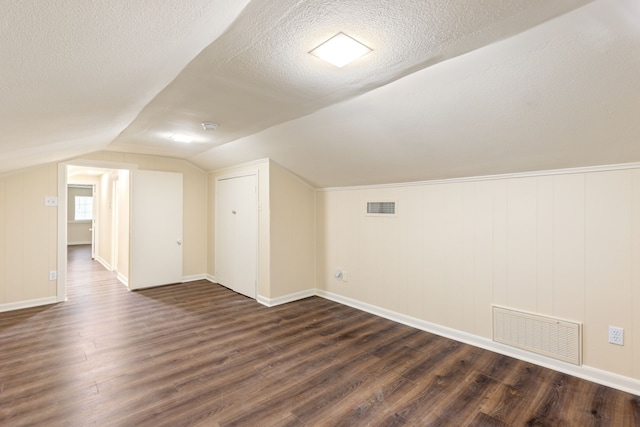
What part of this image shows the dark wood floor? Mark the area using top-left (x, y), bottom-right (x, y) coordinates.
top-left (0, 246), bottom-right (639, 426)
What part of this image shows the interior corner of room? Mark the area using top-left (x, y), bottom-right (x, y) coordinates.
top-left (1, 0), bottom-right (639, 413)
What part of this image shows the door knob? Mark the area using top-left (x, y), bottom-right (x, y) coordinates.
top-left (177, 239), bottom-right (182, 245)
top-left (232, 210), bottom-right (236, 215)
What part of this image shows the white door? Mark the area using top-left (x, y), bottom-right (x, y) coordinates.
top-left (130, 170), bottom-right (183, 290)
top-left (215, 176), bottom-right (235, 288)
top-left (215, 175), bottom-right (257, 298)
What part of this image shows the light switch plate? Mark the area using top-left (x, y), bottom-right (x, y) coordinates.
top-left (44, 196), bottom-right (58, 207)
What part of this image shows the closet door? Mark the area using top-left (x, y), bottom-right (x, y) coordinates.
top-left (215, 175), bottom-right (257, 298)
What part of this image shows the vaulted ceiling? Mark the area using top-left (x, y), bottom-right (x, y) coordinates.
top-left (2, 0), bottom-right (639, 187)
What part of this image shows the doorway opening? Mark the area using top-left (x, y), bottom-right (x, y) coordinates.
top-left (58, 161), bottom-right (133, 301)
top-left (58, 162), bottom-right (185, 301)
top-left (66, 183), bottom-right (94, 253)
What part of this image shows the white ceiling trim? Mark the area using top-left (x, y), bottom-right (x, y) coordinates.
top-left (318, 162), bottom-right (640, 192)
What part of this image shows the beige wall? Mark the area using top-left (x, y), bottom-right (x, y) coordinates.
top-left (269, 161), bottom-right (316, 298)
top-left (0, 164), bottom-right (58, 306)
top-left (317, 168), bottom-right (640, 380)
top-left (67, 222), bottom-right (92, 245)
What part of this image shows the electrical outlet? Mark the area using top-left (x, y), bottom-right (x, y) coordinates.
top-left (608, 326), bottom-right (624, 346)
top-left (49, 271), bottom-right (57, 281)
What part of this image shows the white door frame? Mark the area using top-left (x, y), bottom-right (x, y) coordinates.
top-left (57, 160), bottom-right (137, 302)
top-left (91, 184), bottom-right (97, 260)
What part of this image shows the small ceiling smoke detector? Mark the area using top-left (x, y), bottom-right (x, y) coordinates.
top-left (309, 32), bottom-right (372, 68)
top-left (171, 133), bottom-right (194, 143)
top-left (201, 122), bottom-right (218, 131)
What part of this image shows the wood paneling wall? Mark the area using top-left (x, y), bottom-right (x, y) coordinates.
top-left (317, 169), bottom-right (640, 380)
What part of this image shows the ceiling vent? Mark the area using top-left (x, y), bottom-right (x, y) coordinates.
top-left (367, 201), bottom-right (396, 216)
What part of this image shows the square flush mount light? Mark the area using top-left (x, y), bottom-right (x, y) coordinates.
top-left (309, 32), bottom-right (372, 68)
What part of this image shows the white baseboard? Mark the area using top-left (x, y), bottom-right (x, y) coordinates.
top-left (94, 255), bottom-right (111, 271)
top-left (116, 272), bottom-right (128, 287)
top-left (257, 289), bottom-right (316, 307)
top-left (68, 241), bottom-right (92, 246)
top-left (0, 296), bottom-right (59, 313)
top-left (182, 274), bottom-right (207, 283)
top-left (205, 274), bottom-right (217, 283)
top-left (316, 289), bottom-right (640, 396)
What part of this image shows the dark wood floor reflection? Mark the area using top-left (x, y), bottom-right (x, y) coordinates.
top-left (0, 245), bottom-right (638, 426)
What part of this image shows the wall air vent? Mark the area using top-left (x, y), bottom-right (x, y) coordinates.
top-left (493, 306), bottom-right (582, 365)
top-left (367, 201), bottom-right (396, 216)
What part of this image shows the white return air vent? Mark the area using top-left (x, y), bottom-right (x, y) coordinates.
top-left (493, 306), bottom-right (582, 365)
top-left (366, 201), bottom-right (396, 216)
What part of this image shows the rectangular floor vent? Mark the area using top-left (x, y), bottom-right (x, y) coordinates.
top-left (493, 306), bottom-right (582, 365)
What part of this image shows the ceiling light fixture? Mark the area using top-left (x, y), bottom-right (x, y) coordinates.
top-left (171, 133), bottom-right (194, 143)
top-left (201, 122), bottom-right (218, 131)
top-left (309, 32), bottom-right (372, 68)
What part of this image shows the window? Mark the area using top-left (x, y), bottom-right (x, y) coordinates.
top-left (75, 196), bottom-right (93, 221)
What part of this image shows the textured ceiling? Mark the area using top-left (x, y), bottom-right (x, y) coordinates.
top-left (0, 0), bottom-right (251, 173)
top-left (107, 0), bottom-right (593, 159)
top-left (191, 0), bottom-right (640, 187)
top-left (3, 0), bottom-right (639, 188)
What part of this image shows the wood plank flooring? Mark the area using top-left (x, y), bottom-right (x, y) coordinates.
top-left (0, 245), bottom-right (639, 426)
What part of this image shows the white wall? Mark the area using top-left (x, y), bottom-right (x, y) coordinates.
top-left (317, 167), bottom-right (640, 381)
